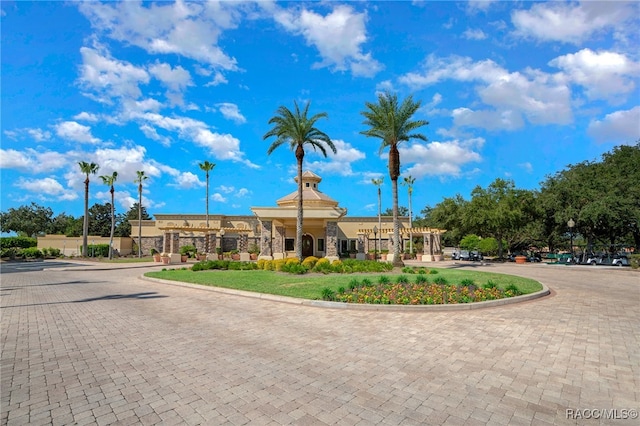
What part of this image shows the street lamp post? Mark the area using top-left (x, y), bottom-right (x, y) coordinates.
top-left (373, 226), bottom-right (378, 261)
top-left (567, 219), bottom-right (575, 262)
top-left (219, 228), bottom-right (225, 254)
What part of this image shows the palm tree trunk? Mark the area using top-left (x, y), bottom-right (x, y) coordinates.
top-left (83, 178), bottom-right (89, 257)
top-left (391, 177), bottom-right (403, 266)
top-left (389, 144), bottom-right (403, 267)
top-left (138, 184), bottom-right (142, 258)
top-left (377, 187), bottom-right (381, 259)
top-left (205, 172), bottom-right (209, 228)
top-left (109, 187), bottom-right (115, 260)
top-left (296, 145), bottom-right (304, 261)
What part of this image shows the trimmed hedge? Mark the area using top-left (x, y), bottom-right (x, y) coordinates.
top-left (0, 236), bottom-right (37, 249)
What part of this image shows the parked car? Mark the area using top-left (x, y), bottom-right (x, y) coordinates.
top-left (457, 250), bottom-right (483, 261)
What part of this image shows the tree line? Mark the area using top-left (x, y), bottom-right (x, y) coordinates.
top-left (415, 143), bottom-right (639, 255)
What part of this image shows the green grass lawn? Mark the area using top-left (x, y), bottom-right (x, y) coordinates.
top-left (145, 268), bottom-right (542, 301)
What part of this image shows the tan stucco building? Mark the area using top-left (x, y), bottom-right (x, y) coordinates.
top-left (130, 171), bottom-right (445, 263)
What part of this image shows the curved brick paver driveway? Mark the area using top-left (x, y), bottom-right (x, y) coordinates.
top-left (1, 261), bottom-right (638, 425)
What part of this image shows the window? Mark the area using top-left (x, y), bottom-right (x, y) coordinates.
top-left (317, 238), bottom-right (325, 252)
top-left (285, 238), bottom-right (295, 251)
top-left (349, 240), bottom-right (357, 252)
top-left (305, 182), bottom-right (310, 187)
top-left (340, 240), bottom-right (348, 253)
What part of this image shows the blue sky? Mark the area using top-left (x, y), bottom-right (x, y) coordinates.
top-left (2, 1), bottom-right (639, 221)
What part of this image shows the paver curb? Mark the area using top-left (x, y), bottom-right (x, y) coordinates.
top-left (140, 274), bottom-right (550, 311)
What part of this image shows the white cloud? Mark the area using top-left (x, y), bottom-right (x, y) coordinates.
top-left (519, 162), bottom-right (533, 173)
top-left (55, 121), bottom-right (101, 144)
top-left (0, 149), bottom-right (69, 172)
top-left (466, 1), bottom-right (498, 13)
top-left (169, 171), bottom-right (203, 189)
top-left (2, 127), bottom-right (51, 142)
top-left (587, 106), bottom-right (640, 144)
top-left (400, 139), bottom-right (484, 178)
top-left (27, 128), bottom-right (52, 141)
top-left (78, 1), bottom-right (241, 70)
top-left (78, 45), bottom-right (150, 102)
top-left (237, 188), bottom-right (250, 197)
top-left (14, 177), bottom-right (78, 201)
top-left (73, 112), bottom-right (99, 122)
top-left (511, 1), bottom-right (637, 44)
top-left (274, 4), bottom-right (382, 77)
top-left (400, 55), bottom-right (573, 130)
top-left (218, 185), bottom-right (235, 194)
top-left (549, 49), bottom-right (639, 103)
top-left (205, 71), bottom-right (228, 87)
top-left (452, 108), bottom-right (524, 131)
top-left (306, 139), bottom-right (366, 176)
top-left (212, 193), bottom-right (227, 203)
top-left (139, 124), bottom-right (171, 147)
top-left (216, 103), bottom-right (246, 124)
top-left (462, 28), bottom-right (487, 40)
top-left (148, 61), bottom-right (193, 105)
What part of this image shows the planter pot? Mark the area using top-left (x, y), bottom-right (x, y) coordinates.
top-left (349, 254), bottom-right (356, 259)
top-left (380, 254), bottom-right (388, 261)
top-left (231, 254), bottom-right (240, 261)
top-left (161, 257), bottom-right (170, 265)
top-left (515, 255), bottom-right (527, 264)
top-left (250, 253), bottom-right (257, 260)
top-left (196, 254), bottom-right (207, 261)
top-left (181, 255), bottom-right (188, 262)
top-left (153, 254), bottom-right (161, 262)
top-left (366, 254), bottom-right (375, 260)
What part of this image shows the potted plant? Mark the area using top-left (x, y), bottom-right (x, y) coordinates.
top-left (216, 247), bottom-right (223, 260)
top-left (230, 249), bottom-right (240, 261)
top-left (348, 248), bottom-right (357, 259)
top-left (380, 249), bottom-right (389, 261)
top-left (151, 248), bottom-right (161, 262)
top-left (248, 243), bottom-right (260, 260)
top-left (179, 245), bottom-right (196, 262)
top-left (160, 253), bottom-right (170, 264)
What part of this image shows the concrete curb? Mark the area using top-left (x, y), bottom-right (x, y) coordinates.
top-left (140, 274), bottom-right (551, 311)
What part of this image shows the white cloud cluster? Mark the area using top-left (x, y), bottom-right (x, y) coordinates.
top-left (215, 103), bottom-right (247, 124)
top-left (274, 5), bottom-right (382, 77)
top-left (14, 177), bottom-right (77, 202)
top-left (55, 121), bottom-right (101, 144)
top-left (400, 55), bottom-right (573, 130)
top-left (549, 49), bottom-right (639, 103)
top-left (78, 1), bottom-right (242, 70)
top-left (588, 106), bottom-right (640, 144)
top-left (148, 61), bottom-right (193, 106)
top-left (306, 139), bottom-right (366, 176)
top-left (511, 1), bottom-right (637, 44)
top-left (400, 138), bottom-right (484, 179)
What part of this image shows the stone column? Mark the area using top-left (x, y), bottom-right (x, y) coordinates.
top-left (386, 232), bottom-right (396, 263)
top-left (325, 221), bottom-right (338, 261)
top-left (259, 220), bottom-right (273, 260)
top-left (273, 226), bottom-right (285, 260)
top-left (433, 232), bottom-right (443, 261)
top-left (206, 232), bottom-right (217, 260)
top-left (162, 230), bottom-right (171, 253)
top-left (239, 233), bottom-right (250, 261)
top-left (169, 231), bottom-right (181, 263)
top-left (421, 232), bottom-right (434, 262)
top-left (356, 232), bottom-right (366, 260)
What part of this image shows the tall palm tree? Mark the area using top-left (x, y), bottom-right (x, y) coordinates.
top-left (264, 100), bottom-right (335, 261)
top-left (135, 170), bottom-right (148, 258)
top-left (372, 178), bottom-right (383, 258)
top-left (78, 161), bottom-right (100, 257)
top-left (198, 161), bottom-right (216, 228)
top-left (403, 175), bottom-right (416, 256)
top-left (100, 171), bottom-right (118, 260)
top-left (361, 92), bottom-right (428, 266)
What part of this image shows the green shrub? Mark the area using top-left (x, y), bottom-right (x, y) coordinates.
top-left (41, 247), bottom-right (49, 257)
top-left (84, 244), bottom-right (110, 257)
top-left (1, 248), bottom-right (17, 258)
top-left (460, 278), bottom-right (475, 286)
top-left (397, 275), bottom-right (409, 284)
top-left (429, 269), bottom-right (439, 274)
top-left (348, 278), bottom-right (360, 290)
top-left (0, 236), bottom-right (37, 249)
top-left (630, 254), bottom-right (640, 270)
top-left (282, 263), bottom-right (308, 274)
top-left (415, 274), bottom-right (428, 284)
top-left (361, 278), bottom-right (373, 287)
top-left (504, 284), bottom-right (521, 295)
top-left (434, 276), bottom-right (448, 285)
top-left (321, 287), bottom-right (335, 301)
top-left (22, 247), bottom-right (43, 259)
top-left (484, 280), bottom-right (497, 289)
top-left (378, 275), bottom-right (390, 285)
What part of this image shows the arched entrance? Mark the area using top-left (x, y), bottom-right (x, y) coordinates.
top-left (302, 234), bottom-right (314, 257)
